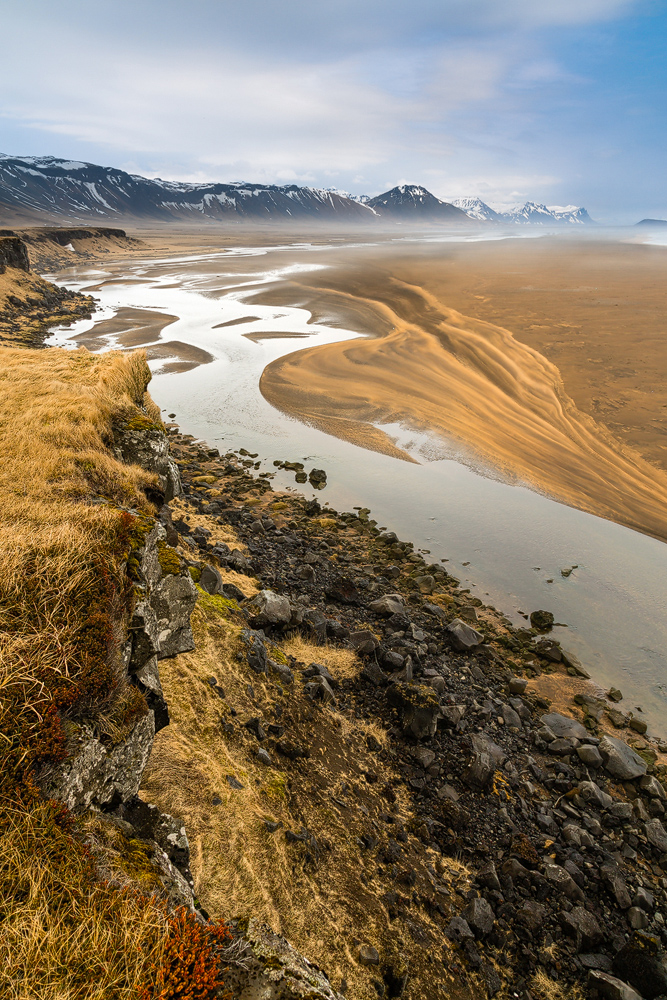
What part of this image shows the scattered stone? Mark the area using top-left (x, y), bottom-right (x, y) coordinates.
top-left (517, 900), bottom-right (546, 932)
top-left (540, 712), bottom-right (588, 740)
top-left (387, 683), bottom-right (440, 741)
top-left (222, 582), bottom-right (246, 603)
top-left (530, 609), bottom-right (554, 630)
top-left (446, 916), bottom-right (474, 941)
top-left (508, 677), bottom-right (527, 695)
top-left (461, 897), bottom-right (495, 937)
top-left (561, 907), bottom-right (603, 951)
top-left (561, 649), bottom-right (591, 677)
top-left (613, 931), bottom-right (667, 999)
top-left (357, 944), bottom-right (380, 967)
top-left (608, 687), bottom-right (624, 702)
top-left (369, 594), bottom-right (406, 616)
top-left (447, 618), bottom-right (484, 652)
top-left (348, 629), bottom-right (379, 654)
top-left (645, 818), bottom-right (667, 853)
top-left (256, 748), bottom-right (272, 765)
top-left (244, 590), bottom-right (292, 627)
top-left (577, 744), bottom-right (603, 767)
top-left (629, 714), bottom-right (648, 735)
top-left (598, 735), bottom-right (647, 780)
top-left (226, 775), bottom-right (244, 790)
top-left (588, 971), bottom-right (644, 1000)
top-left (640, 775), bottom-right (666, 800)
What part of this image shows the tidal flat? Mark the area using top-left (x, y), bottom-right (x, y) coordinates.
top-left (45, 229), bottom-right (667, 732)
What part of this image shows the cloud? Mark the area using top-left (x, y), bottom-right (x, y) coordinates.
top-left (0, 0), bottom-right (660, 219)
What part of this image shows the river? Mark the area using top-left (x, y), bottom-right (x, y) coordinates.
top-left (45, 233), bottom-right (667, 738)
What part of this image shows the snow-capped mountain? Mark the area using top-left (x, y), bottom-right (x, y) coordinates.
top-left (453, 196), bottom-right (592, 226)
top-left (505, 202), bottom-right (592, 225)
top-left (367, 184), bottom-right (470, 222)
top-left (0, 155), bottom-right (593, 229)
top-left (0, 155), bottom-right (376, 225)
top-left (451, 198), bottom-right (502, 222)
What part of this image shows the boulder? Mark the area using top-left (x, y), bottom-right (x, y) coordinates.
top-left (199, 564), bottom-right (223, 595)
top-left (114, 420), bottom-right (181, 503)
top-left (461, 897), bottom-right (495, 937)
top-left (39, 712), bottom-right (155, 813)
top-left (561, 907), bottom-right (603, 951)
top-left (613, 931), bottom-right (667, 1000)
top-left (151, 571), bottom-right (197, 659)
top-left (387, 683), bottom-right (441, 741)
top-left (245, 590), bottom-right (292, 627)
top-left (462, 735), bottom-right (505, 788)
top-left (223, 917), bottom-right (346, 1000)
top-left (599, 735), bottom-right (648, 780)
top-left (447, 618), bottom-right (484, 652)
top-left (540, 712), bottom-right (588, 740)
top-left (645, 818), bottom-right (667, 853)
top-left (588, 971), bottom-right (644, 1000)
top-left (369, 594), bottom-right (406, 617)
top-left (134, 654), bottom-right (169, 732)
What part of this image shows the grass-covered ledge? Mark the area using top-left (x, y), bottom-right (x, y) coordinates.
top-left (0, 346), bottom-right (230, 999)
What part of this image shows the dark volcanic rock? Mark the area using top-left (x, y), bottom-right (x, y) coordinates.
top-left (387, 683), bottom-right (440, 740)
top-left (613, 932), bottom-right (667, 999)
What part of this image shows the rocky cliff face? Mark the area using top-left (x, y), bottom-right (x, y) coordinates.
top-left (0, 235), bottom-right (30, 272)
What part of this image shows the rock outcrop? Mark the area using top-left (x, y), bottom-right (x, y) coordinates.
top-left (0, 235), bottom-right (30, 272)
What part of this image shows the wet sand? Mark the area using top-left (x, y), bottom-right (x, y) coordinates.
top-left (258, 238), bottom-right (667, 541)
top-left (73, 306), bottom-right (179, 350)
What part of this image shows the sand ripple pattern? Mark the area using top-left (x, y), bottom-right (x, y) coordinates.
top-left (260, 277), bottom-right (667, 541)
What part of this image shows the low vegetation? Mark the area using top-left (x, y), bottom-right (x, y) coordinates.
top-left (0, 345), bottom-right (229, 998)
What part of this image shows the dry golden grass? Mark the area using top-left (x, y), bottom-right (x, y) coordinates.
top-left (0, 345), bottom-right (187, 999)
top-left (529, 969), bottom-right (585, 1000)
top-left (0, 803), bottom-right (170, 1000)
top-left (281, 634), bottom-right (360, 681)
top-left (0, 348), bottom-right (162, 780)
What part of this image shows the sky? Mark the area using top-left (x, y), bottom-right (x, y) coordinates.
top-left (1, 0), bottom-right (665, 222)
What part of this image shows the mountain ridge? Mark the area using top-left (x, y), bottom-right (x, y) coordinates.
top-left (452, 196), bottom-right (593, 225)
top-left (0, 154), bottom-right (592, 227)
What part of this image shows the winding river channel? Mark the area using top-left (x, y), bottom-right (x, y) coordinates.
top-left (46, 235), bottom-right (667, 737)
